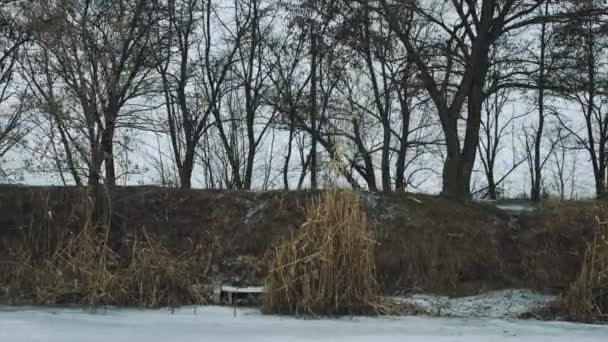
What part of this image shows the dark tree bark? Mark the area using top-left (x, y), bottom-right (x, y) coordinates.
top-left (395, 67), bottom-right (413, 191)
top-left (309, 27), bottom-right (319, 189)
top-left (531, 4), bottom-right (548, 202)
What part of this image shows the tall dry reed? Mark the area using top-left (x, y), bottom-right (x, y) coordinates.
top-left (264, 189), bottom-right (380, 315)
top-left (563, 217), bottom-right (608, 322)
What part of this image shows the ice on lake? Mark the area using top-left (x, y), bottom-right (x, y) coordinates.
top-left (1, 305), bottom-right (607, 342)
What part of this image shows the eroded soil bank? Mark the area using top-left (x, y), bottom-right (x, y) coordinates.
top-left (0, 186), bottom-right (600, 309)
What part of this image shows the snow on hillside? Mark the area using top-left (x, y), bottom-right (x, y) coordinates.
top-left (391, 289), bottom-right (556, 319)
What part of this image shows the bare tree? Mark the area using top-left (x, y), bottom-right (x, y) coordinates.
top-left (0, 0), bottom-right (30, 169)
top-left (21, 47), bottom-right (84, 185)
top-left (521, 112), bottom-right (566, 201)
top-left (157, 0), bottom-right (247, 189)
top-left (207, 0), bottom-right (276, 189)
top-left (477, 82), bottom-right (526, 199)
top-left (549, 125), bottom-right (575, 199)
top-left (527, 0), bottom-right (552, 201)
top-left (552, 0), bottom-right (608, 198)
top-left (4, 0), bottom-right (605, 197)
top-left (31, 0), bottom-right (162, 186)
top-left (266, 22), bottom-right (312, 189)
top-left (336, 2), bottom-right (439, 191)
top-left (236, 0), bottom-right (275, 189)
top-left (374, 0), bottom-right (604, 200)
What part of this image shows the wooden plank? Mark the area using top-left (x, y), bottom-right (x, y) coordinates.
top-left (220, 286), bottom-right (264, 293)
top-left (212, 284), bottom-right (265, 305)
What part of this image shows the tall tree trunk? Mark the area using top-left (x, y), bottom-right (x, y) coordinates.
top-left (583, 23), bottom-right (605, 199)
top-left (441, 100), bottom-right (471, 199)
top-left (214, 108), bottom-right (243, 189)
top-left (442, 53), bottom-right (488, 199)
top-left (395, 23), bottom-right (413, 191)
top-left (244, 116), bottom-right (255, 189)
top-left (309, 29), bottom-right (318, 189)
top-left (598, 135), bottom-right (606, 198)
top-left (480, 78), bottom-right (500, 200)
top-left (395, 89), bottom-right (410, 191)
top-left (461, 76), bottom-right (485, 199)
top-left (179, 147), bottom-right (195, 189)
top-left (283, 122), bottom-right (295, 190)
top-left (56, 121), bottom-right (82, 186)
top-left (381, 119), bottom-right (391, 191)
top-left (102, 114), bottom-right (116, 186)
top-left (86, 108), bottom-right (102, 187)
top-left (88, 149), bottom-right (102, 186)
top-left (361, 7), bottom-right (391, 191)
top-left (442, 148), bottom-right (470, 199)
top-left (596, 172), bottom-right (606, 199)
top-left (243, 1), bottom-right (260, 190)
top-left (532, 2), bottom-right (549, 202)
top-left (352, 118), bottom-right (378, 191)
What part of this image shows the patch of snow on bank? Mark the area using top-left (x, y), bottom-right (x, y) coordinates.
top-left (476, 199), bottom-right (538, 213)
top-left (495, 204), bottom-right (537, 212)
top-left (392, 289), bottom-right (556, 319)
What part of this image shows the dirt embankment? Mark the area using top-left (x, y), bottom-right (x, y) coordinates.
top-left (0, 185), bottom-right (599, 306)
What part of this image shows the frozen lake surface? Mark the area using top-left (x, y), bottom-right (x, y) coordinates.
top-left (1, 306), bottom-right (607, 342)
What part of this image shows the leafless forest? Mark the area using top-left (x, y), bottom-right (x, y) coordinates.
top-left (1, 0), bottom-right (607, 200)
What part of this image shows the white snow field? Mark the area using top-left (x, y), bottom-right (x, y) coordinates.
top-left (1, 306), bottom-right (607, 342)
top-left (392, 289), bottom-right (556, 319)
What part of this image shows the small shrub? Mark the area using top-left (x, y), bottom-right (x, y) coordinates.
top-left (263, 189), bottom-right (380, 316)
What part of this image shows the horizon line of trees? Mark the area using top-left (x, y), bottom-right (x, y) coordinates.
top-left (1, 0), bottom-right (608, 202)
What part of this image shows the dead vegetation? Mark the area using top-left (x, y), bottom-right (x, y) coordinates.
top-left (2, 222), bottom-right (207, 306)
top-left (2, 185), bottom-right (607, 323)
top-left (519, 201), bottom-right (599, 290)
top-left (373, 193), bottom-right (506, 295)
top-left (0, 192), bottom-right (208, 307)
top-left (263, 189), bottom-right (381, 315)
top-left (394, 221), bottom-right (502, 294)
top-left (562, 217), bottom-right (608, 322)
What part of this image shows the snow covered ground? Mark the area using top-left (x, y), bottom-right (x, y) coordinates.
top-left (1, 305), bottom-right (607, 342)
top-left (391, 289), bottom-right (556, 319)
top-left (476, 199), bottom-right (539, 214)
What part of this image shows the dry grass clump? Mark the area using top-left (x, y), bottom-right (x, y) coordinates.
top-left (263, 189), bottom-right (381, 316)
top-left (52, 220), bottom-right (119, 305)
top-left (124, 229), bottom-right (205, 306)
top-left (520, 201), bottom-right (599, 290)
top-left (562, 217), bottom-right (608, 322)
top-left (1, 218), bottom-right (206, 307)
